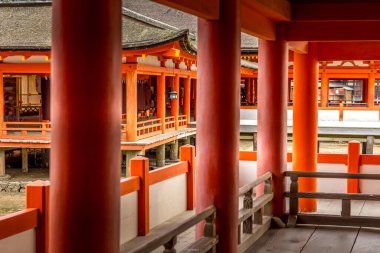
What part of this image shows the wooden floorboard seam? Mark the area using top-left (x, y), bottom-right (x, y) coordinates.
top-left (299, 226), bottom-right (318, 253)
top-left (358, 200), bottom-right (366, 216)
top-left (349, 227), bottom-right (361, 253)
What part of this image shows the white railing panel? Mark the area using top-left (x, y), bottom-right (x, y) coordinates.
top-left (0, 229), bottom-right (35, 253)
top-left (120, 192), bottom-right (138, 245)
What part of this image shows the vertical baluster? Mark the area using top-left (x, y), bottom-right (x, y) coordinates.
top-left (204, 211), bottom-right (216, 253)
top-left (264, 177), bottom-right (272, 216)
top-left (243, 188), bottom-right (253, 233)
top-left (288, 175), bottom-right (299, 227)
top-left (237, 223), bottom-right (241, 245)
top-left (163, 236), bottom-right (177, 253)
top-left (341, 199), bottom-right (351, 217)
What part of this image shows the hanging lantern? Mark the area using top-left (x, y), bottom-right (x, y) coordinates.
top-left (169, 91), bottom-right (178, 100)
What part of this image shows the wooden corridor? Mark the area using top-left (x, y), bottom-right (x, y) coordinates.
top-left (248, 225), bottom-right (380, 253)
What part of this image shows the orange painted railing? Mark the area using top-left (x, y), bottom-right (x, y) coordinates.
top-left (136, 118), bottom-right (162, 140)
top-left (165, 116), bottom-right (176, 131)
top-left (177, 115), bottom-right (187, 129)
top-left (1, 121), bottom-right (51, 140)
top-left (0, 208), bottom-right (38, 240)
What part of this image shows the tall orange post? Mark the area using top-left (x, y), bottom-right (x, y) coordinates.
top-left (293, 43), bottom-right (318, 212)
top-left (347, 141), bottom-right (360, 193)
top-left (252, 78), bottom-right (257, 104)
top-left (197, 0), bottom-right (240, 251)
top-left (368, 69), bottom-right (375, 108)
top-left (184, 77), bottom-right (191, 123)
top-left (126, 70), bottom-right (138, 141)
top-left (171, 74), bottom-right (179, 129)
top-left (157, 74), bottom-right (166, 133)
top-left (321, 65), bottom-right (329, 107)
top-left (257, 25), bottom-right (288, 219)
top-left (50, 0), bottom-right (121, 252)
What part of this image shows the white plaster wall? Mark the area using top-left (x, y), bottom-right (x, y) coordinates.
top-left (240, 109), bottom-right (257, 120)
top-left (3, 55), bottom-right (49, 64)
top-left (137, 55), bottom-right (161, 67)
top-left (179, 62), bottom-right (187, 70)
top-left (120, 192), bottom-right (138, 245)
top-left (318, 110), bottom-right (340, 121)
top-left (0, 229), bottom-right (35, 253)
top-left (317, 163), bottom-right (347, 193)
top-left (287, 110), bottom-right (293, 121)
top-left (149, 174), bottom-right (187, 229)
top-left (190, 64), bottom-right (197, 71)
top-left (165, 59), bottom-right (175, 68)
top-left (343, 110), bottom-right (379, 122)
top-left (360, 165), bottom-right (380, 194)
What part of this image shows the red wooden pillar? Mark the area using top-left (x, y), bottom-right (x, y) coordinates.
top-left (257, 25), bottom-right (288, 219)
top-left (157, 74), bottom-right (166, 133)
top-left (293, 43), bottom-right (319, 212)
top-left (184, 77), bottom-right (191, 123)
top-left (196, 0), bottom-right (240, 251)
top-left (368, 69), bottom-right (376, 108)
top-left (252, 78), bottom-right (257, 104)
top-left (347, 141), bottom-right (360, 193)
top-left (321, 64), bottom-right (329, 107)
top-left (126, 70), bottom-right (138, 141)
top-left (50, 0), bottom-right (121, 252)
top-left (172, 74), bottom-right (180, 129)
top-left (0, 71), bottom-right (3, 128)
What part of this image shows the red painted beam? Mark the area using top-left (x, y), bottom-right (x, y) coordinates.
top-left (318, 42), bottom-right (380, 61)
top-left (286, 21), bottom-right (380, 41)
top-left (293, 2), bottom-right (380, 21)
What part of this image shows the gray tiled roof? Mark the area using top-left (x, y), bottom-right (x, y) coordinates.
top-left (0, 2), bottom-right (195, 53)
top-left (122, 0), bottom-right (258, 49)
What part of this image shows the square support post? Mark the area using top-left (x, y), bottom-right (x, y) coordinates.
top-left (131, 156), bottom-right (150, 235)
top-left (347, 141), bottom-right (360, 193)
top-left (184, 77), bottom-right (191, 124)
top-left (157, 74), bottom-right (166, 133)
top-left (26, 181), bottom-right (50, 253)
top-left (171, 75), bottom-right (180, 130)
top-left (180, 145), bottom-right (195, 210)
top-left (126, 70), bottom-right (138, 141)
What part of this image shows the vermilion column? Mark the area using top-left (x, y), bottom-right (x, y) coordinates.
top-left (157, 74), bottom-right (166, 133)
top-left (252, 78), bottom-right (257, 104)
top-left (257, 26), bottom-right (288, 219)
top-left (368, 70), bottom-right (375, 108)
top-left (184, 77), bottom-right (191, 123)
top-left (293, 43), bottom-right (318, 212)
top-left (171, 74), bottom-right (179, 129)
top-left (126, 70), bottom-right (138, 141)
top-left (197, 0), bottom-right (240, 251)
top-left (321, 67), bottom-right (329, 107)
top-left (51, 0), bottom-right (121, 252)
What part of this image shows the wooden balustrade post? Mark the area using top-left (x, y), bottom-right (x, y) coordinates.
top-left (288, 175), bottom-right (299, 227)
top-left (180, 145), bottom-right (196, 210)
top-left (131, 156), bottom-right (150, 235)
top-left (243, 189), bottom-right (253, 233)
top-left (163, 236), bottom-right (177, 253)
top-left (264, 178), bottom-right (272, 216)
top-left (26, 181), bottom-right (50, 253)
top-left (341, 199), bottom-right (351, 217)
top-left (347, 141), bottom-right (360, 193)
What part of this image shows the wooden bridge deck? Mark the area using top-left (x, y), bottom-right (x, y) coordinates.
top-left (248, 199), bottom-right (380, 253)
top-left (247, 225), bottom-right (380, 253)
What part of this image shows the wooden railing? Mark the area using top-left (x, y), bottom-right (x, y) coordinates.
top-left (1, 121), bottom-right (51, 139)
top-left (0, 208), bottom-right (38, 240)
top-left (177, 115), bottom-right (187, 128)
top-left (237, 172), bottom-right (273, 253)
top-left (137, 118), bottom-right (162, 140)
top-left (285, 171), bottom-right (380, 228)
top-left (122, 206), bottom-right (218, 253)
top-left (165, 116), bottom-right (176, 131)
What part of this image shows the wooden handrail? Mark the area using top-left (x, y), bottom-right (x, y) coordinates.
top-left (285, 171), bottom-right (380, 180)
top-left (237, 172), bottom-right (273, 252)
top-left (0, 208), bottom-right (38, 240)
top-left (124, 206), bottom-right (217, 253)
top-left (239, 172), bottom-right (272, 195)
top-left (285, 171), bottom-right (380, 228)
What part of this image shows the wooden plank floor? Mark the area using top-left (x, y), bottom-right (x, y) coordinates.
top-left (247, 200), bottom-right (380, 253)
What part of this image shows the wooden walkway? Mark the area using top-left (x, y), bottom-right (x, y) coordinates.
top-left (248, 199), bottom-right (380, 253)
top-left (247, 225), bottom-right (380, 253)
